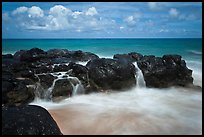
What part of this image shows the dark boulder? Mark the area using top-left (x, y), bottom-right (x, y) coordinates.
top-left (38, 74), bottom-right (56, 89)
top-left (86, 58), bottom-right (136, 91)
top-left (2, 80), bottom-right (35, 106)
top-left (71, 50), bottom-right (99, 62)
top-left (13, 50), bottom-right (27, 60)
top-left (53, 64), bottom-right (69, 72)
top-left (12, 62), bottom-right (29, 73)
top-left (50, 57), bottom-right (72, 64)
top-left (2, 70), bottom-right (16, 82)
top-left (2, 105), bottom-right (62, 135)
top-left (47, 49), bottom-right (69, 57)
top-left (14, 48), bottom-right (46, 62)
top-left (137, 54), bottom-right (193, 88)
top-left (34, 65), bottom-right (53, 74)
top-left (52, 79), bottom-right (73, 99)
top-left (2, 71), bottom-right (34, 105)
top-left (2, 54), bottom-right (13, 59)
top-left (68, 63), bottom-right (89, 82)
top-left (113, 52), bottom-right (143, 63)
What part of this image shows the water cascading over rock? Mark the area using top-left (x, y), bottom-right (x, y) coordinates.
top-left (133, 62), bottom-right (146, 88)
top-left (33, 72), bottom-right (85, 102)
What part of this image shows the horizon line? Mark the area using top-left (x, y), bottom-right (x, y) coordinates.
top-left (2, 37), bottom-right (202, 40)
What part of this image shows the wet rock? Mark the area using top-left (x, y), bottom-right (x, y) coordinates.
top-left (113, 52), bottom-right (143, 63)
top-left (52, 79), bottom-right (73, 99)
top-left (14, 48), bottom-right (46, 62)
top-left (2, 80), bottom-right (35, 106)
top-left (2, 105), bottom-right (62, 135)
top-left (47, 49), bottom-right (69, 57)
top-left (53, 64), bottom-right (69, 72)
top-left (86, 58), bottom-right (136, 91)
top-left (137, 54), bottom-right (193, 88)
top-left (70, 50), bottom-right (99, 61)
top-left (38, 74), bottom-right (56, 89)
top-left (68, 63), bottom-right (89, 86)
top-left (13, 50), bottom-right (27, 60)
top-left (34, 65), bottom-right (53, 74)
top-left (2, 54), bottom-right (13, 59)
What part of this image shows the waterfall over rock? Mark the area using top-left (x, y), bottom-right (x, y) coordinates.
top-left (33, 72), bottom-right (84, 102)
top-left (133, 62), bottom-right (146, 88)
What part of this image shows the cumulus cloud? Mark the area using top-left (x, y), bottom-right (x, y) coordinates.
top-left (10, 5), bottom-right (114, 33)
top-left (12, 6), bottom-right (28, 15)
top-left (169, 8), bottom-right (179, 17)
top-left (72, 11), bottom-right (83, 18)
top-left (28, 6), bottom-right (44, 18)
top-left (85, 7), bottom-right (98, 16)
top-left (124, 13), bottom-right (141, 27)
top-left (49, 5), bottom-right (72, 16)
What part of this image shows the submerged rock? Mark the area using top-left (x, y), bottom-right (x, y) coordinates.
top-left (86, 58), bottom-right (136, 91)
top-left (2, 105), bottom-right (62, 135)
top-left (137, 54), bottom-right (193, 88)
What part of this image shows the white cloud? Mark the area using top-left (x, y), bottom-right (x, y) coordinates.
top-left (126, 16), bottom-right (134, 22)
top-left (49, 5), bottom-right (72, 16)
top-left (11, 5), bottom-right (115, 33)
top-left (85, 7), bottom-right (98, 16)
top-left (12, 6), bottom-right (28, 15)
top-left (119, 26), bottom-right (124, 30)
top-left (72, 11), bottom-right (83, 18)
top-left (124, 13), bottom-right (141, 27)
top-left (28, 6), bottom-right (44, 18)
top-left (169, 8), bottom-right (179, 17)
top-left (12, 6), bottom-right (44, 18)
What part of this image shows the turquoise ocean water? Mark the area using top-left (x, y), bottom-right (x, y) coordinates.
top-left (2, 38), bottom-right (202, 61)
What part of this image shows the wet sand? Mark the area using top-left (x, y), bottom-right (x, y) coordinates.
top-left (48, 100), bottom-right (202, 135)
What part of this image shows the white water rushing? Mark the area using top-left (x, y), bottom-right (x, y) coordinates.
top-left (33, 72), bottom-right (84, 101)
top-left (30, 86), bottom-right (202, 135)
top-left (133, 62), bottom-right (146, 88)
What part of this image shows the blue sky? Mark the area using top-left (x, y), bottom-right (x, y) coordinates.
top-left (2, 2), bottom-right (202, 38)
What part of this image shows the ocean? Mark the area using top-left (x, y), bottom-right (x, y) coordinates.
top-left (2, 38), bottom-right (202, 135)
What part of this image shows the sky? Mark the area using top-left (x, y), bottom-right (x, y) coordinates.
top-left (2, 2), bottom-right (202, 38)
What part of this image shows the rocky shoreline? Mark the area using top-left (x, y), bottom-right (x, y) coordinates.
top-left (2, 47), bottom-right (201, 106)
top-left (2, 48), bottom-right (201, 135)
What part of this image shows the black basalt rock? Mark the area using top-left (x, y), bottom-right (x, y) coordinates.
top-left (137, 54), bottom-right (193, 88)
top-left (86, 58), bottom-right (136, 91)
top-left (2, 105), bottom-right (63, 135)
top-left (113, 52), bottom-right (143, 63)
